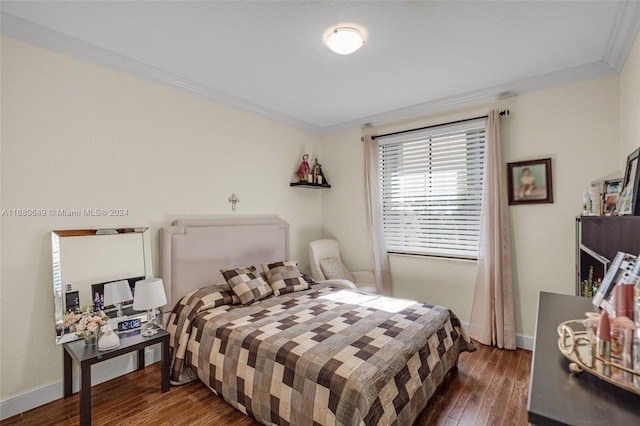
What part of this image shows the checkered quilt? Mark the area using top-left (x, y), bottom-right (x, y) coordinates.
top-left (168, 285), bottom-right (475, 425)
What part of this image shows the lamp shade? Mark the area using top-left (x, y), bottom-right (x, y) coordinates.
top-left (103, 280), bottom-right (133, 306)
top-left (133, 278), bottom-right (167, 311)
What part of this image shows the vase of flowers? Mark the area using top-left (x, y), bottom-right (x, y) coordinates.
top-left (83, 333), bottom-right (98, 345)
top-left (65, 308), bottom-right (108, 345)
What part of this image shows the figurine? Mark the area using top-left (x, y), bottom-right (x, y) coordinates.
top-left (295, 154), bottom-right (311, 181)
top-left (98, 323), bottom-right (120, 351)
top-left (311, 159), bottom-right (329, 185)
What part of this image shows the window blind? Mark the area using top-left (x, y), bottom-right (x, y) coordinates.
top-left (377, 118), bottom-right (486, 259)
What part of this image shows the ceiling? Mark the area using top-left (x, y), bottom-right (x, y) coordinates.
top-left (2, 1), bottom-right (639, 134)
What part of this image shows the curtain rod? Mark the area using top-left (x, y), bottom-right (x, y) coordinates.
top-left (369, 109), bottom-right (510, 140)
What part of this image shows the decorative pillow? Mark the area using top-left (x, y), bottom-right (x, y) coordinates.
top-left (221, 266), bottom-right (273, 305)
top-left (319, 257), bottom-right (354, 281)
top-left (261, 261), bottom-right (309, 296)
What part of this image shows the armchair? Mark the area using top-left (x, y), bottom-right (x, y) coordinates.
top-left (309, 239), bottom-right (377, 293)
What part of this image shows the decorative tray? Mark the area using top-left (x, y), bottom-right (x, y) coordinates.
top-left (557, 319), bottom-right (639, 395)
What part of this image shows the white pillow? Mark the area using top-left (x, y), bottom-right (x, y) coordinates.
top-left (319, 257), bottom-right (354, 282)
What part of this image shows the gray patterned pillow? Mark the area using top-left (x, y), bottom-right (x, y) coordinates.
top-left (261, 261), bottom-right (309, 296)
top-left (319, 257), bottom-right (354, 281)
top-left (221, 266), bottom-right (273, 305)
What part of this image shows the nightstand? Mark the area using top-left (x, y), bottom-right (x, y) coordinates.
top-left (63, 329), bottom-right (170, 426)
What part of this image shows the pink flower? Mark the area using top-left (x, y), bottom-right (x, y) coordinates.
top-left (72, 308), bottom-right (108, 338)
top-left (64, 313), bottom-right (81, 328)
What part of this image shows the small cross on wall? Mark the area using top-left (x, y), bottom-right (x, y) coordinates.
top-left (228, 193), bottom-right (240, 212)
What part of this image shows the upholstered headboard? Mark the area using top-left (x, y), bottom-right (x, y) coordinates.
top-left (160, 216), bottom-right (289, 314)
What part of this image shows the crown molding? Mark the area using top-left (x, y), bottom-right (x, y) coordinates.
top-left (325, 1), bottom-right (640, 135)
top-left (2, 4), bottom-right (638, 136)
top-left (321, 60), bottom-right (617, 135)
top-left (603, 0), bottom-right (640, 71)
top-left (0, 12), bottom-right (323, 134)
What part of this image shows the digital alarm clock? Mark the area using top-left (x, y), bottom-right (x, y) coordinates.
top-left (117, 317), bottom-right (141, 332)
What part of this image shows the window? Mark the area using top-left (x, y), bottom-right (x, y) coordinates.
top-left (377, 118), bottom-right (486, 259)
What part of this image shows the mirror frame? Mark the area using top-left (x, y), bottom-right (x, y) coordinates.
top-left (52, 227), bottom-right (152, 344)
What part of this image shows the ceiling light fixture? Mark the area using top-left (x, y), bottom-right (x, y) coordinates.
top-left (323, 24), bottom-right (367, 55)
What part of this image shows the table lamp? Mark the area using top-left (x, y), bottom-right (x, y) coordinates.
top-left (133, 278), bottom-right (167, 337)
top-left (104, 280), bottom-right (133, 318)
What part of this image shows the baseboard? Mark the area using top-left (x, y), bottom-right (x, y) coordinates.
top-left (460, 322), bottom-right (534, 351)
top-left (516, 334), bottom-right (534, 351)
top-left (0, 347), bottom-right (160, 421)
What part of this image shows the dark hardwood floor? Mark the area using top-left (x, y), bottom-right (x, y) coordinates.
top-left (1, 341), bottom-right (531, 426)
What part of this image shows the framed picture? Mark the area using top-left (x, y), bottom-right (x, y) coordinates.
top-left (617, 184), bottom-right (634, 215)
top-left (603, 178), bottom-right (622, 216)
top-left (622, 147), bottom-right (640, 215)
top-left (604, 193), bottom-right (620, 215)
top-left (604, 178), bottom-right (623, 195)
top-left (507, 158), bottom-right (553, 205)
top-left (589, 181), bottom-right (603, 216)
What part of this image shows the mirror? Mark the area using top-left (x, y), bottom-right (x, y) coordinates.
top-left (52, 227), bottom-right (152, 344)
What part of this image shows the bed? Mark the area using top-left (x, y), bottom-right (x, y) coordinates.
top-left (161, 217), bottom-right (475, 425)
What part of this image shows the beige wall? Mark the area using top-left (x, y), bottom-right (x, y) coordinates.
top-left (0, 37), bottom-right (323, 400)
top-left (321, 75), bottom-right (622, 340)
top-left (620, 33), bottom-right (640, 163)
top-left (2, 30), bottom-right (639, 410)
top-left (318, 127), bottom-right (372, 271)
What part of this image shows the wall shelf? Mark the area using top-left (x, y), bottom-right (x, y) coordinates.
top-left (290, 182), bottom-right (331, 189)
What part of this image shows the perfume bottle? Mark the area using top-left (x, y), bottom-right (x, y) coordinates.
top-left (597, 310), bottom-right (611, 377)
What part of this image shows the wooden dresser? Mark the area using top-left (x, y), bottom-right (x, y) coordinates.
top-left (528, 291), bottom-right (640, 425)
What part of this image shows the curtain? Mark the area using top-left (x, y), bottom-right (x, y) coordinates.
top-left (363, 135), bottom-right (393, 296)
top-left (469, 110), bottom-right (516, 350)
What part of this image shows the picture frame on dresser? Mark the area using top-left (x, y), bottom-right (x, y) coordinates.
top-left (603, 178), bottom-right (623, 216)
top-left (622, 147), bottom-right (640, 216)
